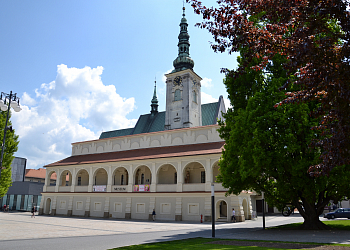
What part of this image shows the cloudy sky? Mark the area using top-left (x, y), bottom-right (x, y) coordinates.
top-left (1, 0), bottom-right (238, 169)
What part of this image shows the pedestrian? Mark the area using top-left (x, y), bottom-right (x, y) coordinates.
top-left (3, 204), bottom-right (5, 212)
top-left (31, 206), bottom-right (36, 218)
top-left (152, 209), bottom-right (156, 221)
top-left (231, 208), bottom-right (236, 223)
top-left (6, 205), bottom-right (9, 213)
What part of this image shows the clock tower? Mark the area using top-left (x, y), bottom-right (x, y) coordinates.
top-left (164, 7), bottom-right (202, 130)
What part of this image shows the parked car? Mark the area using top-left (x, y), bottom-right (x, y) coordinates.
top-left (324, 208), bottom-right (350, 219)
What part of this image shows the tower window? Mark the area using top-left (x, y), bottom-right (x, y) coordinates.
top-left (193, 91), bottom-right (197, 103)
top-left (174, 89), bottom-right (181, 101)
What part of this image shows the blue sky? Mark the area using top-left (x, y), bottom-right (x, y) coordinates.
top-left (1, 0), bottom-right (238, 169)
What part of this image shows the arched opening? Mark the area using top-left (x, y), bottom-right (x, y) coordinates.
top-left (113, 167), bottom-right (129, 185)
top-left (94, 168), bottom-right (108, 185)
top-left (212, 162), bottom-right (220, 183)
top-left (134, 165), bottom-right (151, 185)
top-left (216, 200), bottom-right (228, 220)
top-left (45, 198), bottom-right (52, 215)
top-left (183, 162), bottom-right (205, 184)
top-left (157, 164), bottom-right (177, 184)
top-left (242, 199), bottom-right (248, 220)
top-left (76, 169), bottom-right (89, 186)
top-left (60, 170), bottom-right (72, 186)
top-left (48, 171), bottom-right (57, 186)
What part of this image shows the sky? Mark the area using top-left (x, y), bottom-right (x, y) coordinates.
top-left (0, 0), bottom-right (238, 169)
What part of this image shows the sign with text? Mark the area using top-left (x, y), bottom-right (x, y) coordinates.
top-left (93, 185), bottom-right (106, 192)
top-left (114, 186), bottom-right (127, 192)
top-left (134, 184), bottom-right (150, 192)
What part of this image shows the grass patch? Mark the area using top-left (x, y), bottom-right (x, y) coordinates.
top-left (109, 238), bottom-right (339, 250)
top-left (269, 219), bottom-right (350, 230)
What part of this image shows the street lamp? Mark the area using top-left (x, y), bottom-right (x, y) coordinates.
top-left (0, 91), bottom-right (21, 179)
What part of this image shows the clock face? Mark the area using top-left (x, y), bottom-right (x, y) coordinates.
top-left (173, 76), bottom-right (182, 86)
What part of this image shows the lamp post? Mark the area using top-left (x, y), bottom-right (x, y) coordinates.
top-left (0, 91), bottom-right (21, 179)
top-left (211, 183), bottom-right (215, 238)
top-left (262, 191), bottom-right (265, 230)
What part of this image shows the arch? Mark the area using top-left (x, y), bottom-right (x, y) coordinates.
top-left (196, 134), bottom-right (207, 143)
top-left (216, 199), bottom-right (228, 220)
top-left (82, 148), bottom-right (89, 154)
top-left (134, 165), bottom-right (152, 185)
top-left (183, 162), bottom-right (206, 184)
top-left (113, 167), bottom-right (129, 185)
top-left (76, 169), bottom-right (89, 186)
top-left (97, 146), bottom-right (103, 153)
top-left (242, 198), bottom-right (248, 220)
top-left (60, 170), bottom-right (72, 186)
top-left (157, 164), bottom-right (177, 184)
top-left (172, 137), bottom-right (183, 145)
top-left (130, 142), bottom-right (139, 149)
top-left (150, 140), bottom-right (160, 147)
top-left (212, 161), bottom-right (220, 183)
top-left (93, 168), bottom-right (108, 185)
top-left (45, 198), bottom-right (52, 215)
top-left (113, 144), bottom-right (121, 150)
top-left (48, 171), bottom-right (57, 186)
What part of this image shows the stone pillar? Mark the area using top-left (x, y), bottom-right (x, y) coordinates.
top-left (51, 196), bottom-right (57, 216)
top-left (127, 165), bottom-right (133, 192)
top-left (231, 196), bottom-right (245, 222)
top-left (84, 196), bottom-right (90, 217)
top-left (204, 196), bottom-right (211, 222)
top-left (150, 163), bottom-right (156, 192)
top-left (176, 161), bottom-right (183, 192)
top-left (67, 196), bottom-right (73, 216)
top-left (175, 197), bottom-right (182, 221)
top-left (125, 197), bottom-right (132, 219)
top-left (70, 168), bottom-right (76, 193)
top-left (148, 197), bottom-right (156, 220)
top-left (55, 169), bottom-right (60, 193)
top-left (104, 196), bottom-right (110, 218)
top-left (39, 196), bottom-right (44, 215)
top-left (107, 166), bottom-right (112, 192)
top-left (205, 159), bottom-right (212, 192)
top-left (88, 167), bottom-right (93, 192)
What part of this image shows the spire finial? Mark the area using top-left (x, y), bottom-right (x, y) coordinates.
top-left (151, 77), bottom-right (158, 115)
top-left (183, 0), bottom-right (185, 17)
top-left (172, 5), bottom-right (194, 73)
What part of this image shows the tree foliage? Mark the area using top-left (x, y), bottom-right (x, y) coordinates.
top-left (0, 110), bottom-right (19, 198)
top-left (217, 49), bottom-right (350, 229)
top-left (187, 0), bottom-right (350, 175)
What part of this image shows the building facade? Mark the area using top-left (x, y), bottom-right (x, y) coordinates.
top-left (40, 8), bottom-right (257, 222)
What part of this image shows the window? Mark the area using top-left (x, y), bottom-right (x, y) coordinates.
top-left (114, 202), bottom-right (122, 213)
top-left (78, 176), bottom-right (81, 186)
top-left (193, 91), bottom-right (197, 103)
top-left (121, 175), bottom-right (124, 185)
top-left (174, 89), bottom-right (181, 101)
top-left (76, 201), bottom-right (83, 210)
top-left (201, 171), bottom-right (205, 183)
top-left (174, 172), bottom-right (177, 184)
top-left (141, 173), bottom-right (144, 184)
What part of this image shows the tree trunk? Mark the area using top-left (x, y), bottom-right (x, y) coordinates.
top-left (299, 215), bottom-right (330, 230)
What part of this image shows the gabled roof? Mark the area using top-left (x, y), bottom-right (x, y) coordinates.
top-left (46, 141), bottom-right (225, 167)
top-left (99, 99), bottom-right (224, 140)
top-left (25, 168), bottom-right (58, 180)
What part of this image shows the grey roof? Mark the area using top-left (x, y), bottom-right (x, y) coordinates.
top-left (99, 101), bottom-right (221, 140)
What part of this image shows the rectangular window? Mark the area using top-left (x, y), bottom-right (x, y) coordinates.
top-left (174, 172), bottom-right (177, 184)
top-left (59, 201), bottom-right (66, 209)
top-left (161, 203), bottom-right (171, 214)
top-left (114, 202), bottom-right (122, 213)
top-left (76, 201), bottom-right (83, 210)
top-left (136, 203), bottom-right (145, 213)
top-left (188, 203), bottom-right (199, 215)
top-left (78, 176), bottom-right (81, 186)
top-left (94, 202), bottom-right (102, 211)
top-left (201, 171), bottom-right (205, 183)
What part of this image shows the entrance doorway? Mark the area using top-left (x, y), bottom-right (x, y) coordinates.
top-left (45, 198), bottom-right (52, 215)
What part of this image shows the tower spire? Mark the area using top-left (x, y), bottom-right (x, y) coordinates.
top-left (151, 77), bottom-right (158, 115)
top-left (172, 6), bottom-right (194, 73)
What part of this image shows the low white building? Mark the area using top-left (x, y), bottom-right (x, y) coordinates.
top-left (40, 7), bottom-right (257, 222)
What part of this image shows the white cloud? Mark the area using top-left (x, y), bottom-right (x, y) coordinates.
top-left (202, 91), bottom-right (232, 110)
top-left (201, 77), bottom-right (213, 88)
top-left (12, 64), bottom-right (137, 169)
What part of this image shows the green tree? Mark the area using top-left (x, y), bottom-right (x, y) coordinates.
top-left (0, 110), bottom-right (19, 198)
top-left (218, 52), bottom-right (350, 229)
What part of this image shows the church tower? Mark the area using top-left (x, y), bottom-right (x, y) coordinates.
top-left (164, 7), bottom-right (202, 130)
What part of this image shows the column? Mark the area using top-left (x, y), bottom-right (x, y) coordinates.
top-left (67, 196), bottom-right (73, 216)
top-left (175, 197), bottom-right (182, 221)
top-left (107, 166), bottom-right (112, 192)
top-left (150, 163), bottom-right (156, 192)
top-left (70, 168), bottom-right (76, 192)
top-left (148, 197), bottom-right (156, 220)
top-left (231, 196), bottom-right (245, 222)
top-left (88, 167), bottom-right (93, 192)
top-left (104, 196), bottom-right (110, 218)
top-left (176, 161), bottom-right (183, 192)
top-left (127, 165), bottom-right (133, 192)
top-left (51, 196), bottom-right (57, 216)
top-left (205, 159), bottom-right (212, 192)
top-left (84, 196), bottom-right (90, 217)
top-left (55, 169), bottom-right (60, 193)
top-left (125, 197), bottom-right (132, 219)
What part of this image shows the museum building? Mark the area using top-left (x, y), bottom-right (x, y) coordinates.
top-left (40, 8), bottom-right (256, 222)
